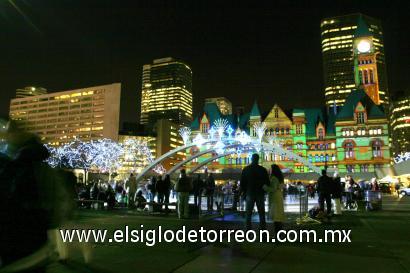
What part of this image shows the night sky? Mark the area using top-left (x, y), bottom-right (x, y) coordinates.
top-left (1, 0), bottom-right (409, 124)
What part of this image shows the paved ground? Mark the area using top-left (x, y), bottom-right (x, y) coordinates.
top-left (28, 194), bottom-right (410, 272)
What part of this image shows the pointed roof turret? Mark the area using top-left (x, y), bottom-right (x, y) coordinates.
top-left (355, 15), bottom-right (372, 37)
top-left (250, 101), bottom-right (261, 118)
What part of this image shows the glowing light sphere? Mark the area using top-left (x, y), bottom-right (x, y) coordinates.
top-left (357, 40), bottom-right (371, 53)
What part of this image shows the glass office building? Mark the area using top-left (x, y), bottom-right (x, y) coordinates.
top-left (140, 57), bottom-right (193, 126)
top-left (9, 83), bottom-right (121, 145)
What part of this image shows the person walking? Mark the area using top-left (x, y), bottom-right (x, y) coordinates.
top-left (263, 164), bottom-right (285, 235)
top-left (317, 169), bottom-right (333, 215)
top-left (240, 153), bottom-right (270, 230)
top-left (163, 174), bottom-right (172, 212)
top-left (175, 169), bottom-right (193, 219)
top-left (156, 175), bottom-right (165, 205)
top-left (147, 176), bottom-right (157, 202)
top-left (332, 172), bottom-right (343, 215)
top-left (394, 182), bottom-right (400, 197)
top-left (125, 173), bottom-right (137, 208)
top-left (192, 174), bottom-right (203, 207)
top-left (205, 173), bottom-right (216, 211)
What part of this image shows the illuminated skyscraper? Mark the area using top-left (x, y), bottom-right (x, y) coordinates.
top-left (390, 91), bottom-right (410, 155)
top-left (16, 86), bottom-right (47, 98)
top-left (321, 13), bottom-right (388, 108)
top-left (140, 57), bottom-right (193, 126)
top-left (9, 83), bottom-right (121, 145)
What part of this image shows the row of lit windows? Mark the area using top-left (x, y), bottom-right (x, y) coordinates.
top-left (308, 154), bottom-right (336, 163)
top-left (309, 143), bottom-right (336, 150)
top-left (342, 128), bottom-right (382, 136)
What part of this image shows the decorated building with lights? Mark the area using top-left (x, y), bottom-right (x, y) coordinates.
top-left (9, 83), bottom-right (121, 145)
top-left (321, 13), bottom-right (388, 108)
top-left (140, 57), bottom-right (193, 126)
top-left (185, 89), bottom-right (390, 180)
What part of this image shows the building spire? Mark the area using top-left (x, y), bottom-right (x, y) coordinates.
top-left (250, 100), bottom-right (261, 117)
top-left (355, 15), bottom-right (372, 37)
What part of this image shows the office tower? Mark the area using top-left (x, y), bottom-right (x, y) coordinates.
top-left (205, 97), bottom-right (233, 115)
top-left (321, 13), bottom-right (388, 108)
top-left (140, 57), bottom-right (193, 126)
top-left (390, 91), bottom-right (410, 155)
top-left (9, 83), bottom-right (121, 145)
top-left (16, 86), bottom-right (47, 98)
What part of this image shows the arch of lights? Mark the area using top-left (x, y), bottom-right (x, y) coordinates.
top-left (135, 118), bottom-right (321, 182)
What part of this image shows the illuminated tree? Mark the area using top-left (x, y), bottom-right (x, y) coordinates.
top-left (91, 139), bottom-right (123, 180)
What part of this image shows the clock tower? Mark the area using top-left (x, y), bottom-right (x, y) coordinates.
top-left (353, 17), bottom-right (380, 105)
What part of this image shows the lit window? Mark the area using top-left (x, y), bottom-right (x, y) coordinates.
top-left (372, 140), bottom-right (382, 158)
top-left (356, 112), bottom-right (366, 124)
top-left (344, 142), bottom-right (354, 159)
top-left (318, 128), bottom-right (324, 140)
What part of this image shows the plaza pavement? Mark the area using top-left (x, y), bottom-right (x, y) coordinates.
top-left (46, 194), bottom-right (410, 273)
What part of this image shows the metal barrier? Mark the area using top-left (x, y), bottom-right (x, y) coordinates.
top-left (296, 187), bottom-right (321, 225)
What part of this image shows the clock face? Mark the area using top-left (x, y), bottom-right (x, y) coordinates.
top-left (357, 40), bottom-right (371, 53)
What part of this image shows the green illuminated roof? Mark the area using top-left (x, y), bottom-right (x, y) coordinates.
top-left (336, 89), bottom-right (385, 120)
top-left (250, 101), bottom-right (261, 117)
top-left (355, 15), bottom-right (372, 37)
top-left (203, 102), bottom-right (222, 124)
top-left (191, 116), bottom-right (200, 130)
top-left (302, 108), bottom-right (335, 137)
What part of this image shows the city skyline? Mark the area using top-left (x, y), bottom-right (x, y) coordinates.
top-left (1, 1), bottom-right (409, 124)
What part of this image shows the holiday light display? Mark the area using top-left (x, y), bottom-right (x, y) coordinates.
top-left (253, 121), bottom-right (267, 142)
top-left (46, 138), bottom-right (165, 179)
top-left (214, 118), bottom-right (229, 139)
top-left (122, 138), bottom-right (165, 174)
top-left (394, 152), bottom-right (410, 164)
top-left (136, 118), bottom-right (321, 180)
top-left (178, 127), bottom-right (191, 145)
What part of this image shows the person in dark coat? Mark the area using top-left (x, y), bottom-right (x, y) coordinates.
top-left (205, 173), bottom-right (216, 211)
top-left (332, 172), bottom-right (343, 215)
top-left (192, 174), bottom-right (203, 207)
top-left (0, 124), bottom-right (74, 268)
top-left (240, 153), bottom-right (270, 230)
top-left (147, 176), bottom-right (157, 202)
top-left (163, 174), bottom-right (172, 211)
top-left (156, 175), bottom-right (165, 205)
top-left (317, 169), bottom-right (333, 215)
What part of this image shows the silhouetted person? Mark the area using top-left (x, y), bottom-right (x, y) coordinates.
top-left (147, 176), bottom-right (157, 202)
top-left (0, 122), bottom-right (74, 268)
top-left (163, 174), bottom-right (172, 211)
top-left (240, 153), bottom-right (270, 230)
top-left (205, 173), bottom-right (215, 211)
top-left (193, 174), bottom-right (203, 207)
top-left (135, 191), bottom-right (147, 210)
top-left (332, 172), bottom-right (343, 215)
top-left (175, 169), bottom-right (192, 219)
top-left (317, 169), bottom-right (333, 215)
top-left (126, 173), bottom-right (137, 208)
top-left (156, 175), bottom-right (165, 205)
